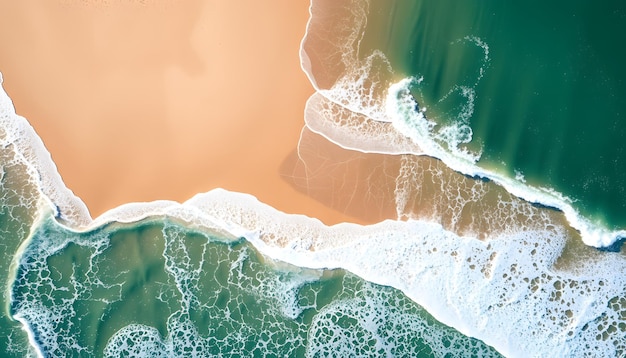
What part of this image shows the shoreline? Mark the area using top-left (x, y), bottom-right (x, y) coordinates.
top-left (0, 0), bottom-right (365, 226)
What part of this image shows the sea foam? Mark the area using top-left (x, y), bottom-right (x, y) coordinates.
top-left (0, 74), bottom-right (90, 227)
top-left (10, 197), bottom-right (499, 357)
top-left (299, 0), bottom-right (626, 249)
top-left (10, 183), bottom-right (626, 356)
top-left (71, 188), bottom-right (626, 356)
top-left (2, 0), bottom-right (626, 356)
top-left (2, 79), bottom-right (625, 356)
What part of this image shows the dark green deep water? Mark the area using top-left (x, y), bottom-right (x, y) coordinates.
top-left (363, 0), bottom-right (626, 229)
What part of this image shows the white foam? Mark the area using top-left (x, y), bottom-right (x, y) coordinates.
top-left (192, 191), bottom-right (626, 357)
top-left (78, 189), bottom-right (619, 357)
top-left (383, 78), bottom-right (626, 247)
top-left (4, 105), bottom-right (625, 357)
top-left (104, 324), bottom-right (170, 357)
top-left (304, 92), bottom-right (423, 155)
top-left (1, 1), bottom-right (624, 355)
top-left (11, 183), bottom-right (626, 356)
top-left (0, 74), bottom-right (91, 227)
top-left (300, 2), bottom-right (626, 248)
top-left (10, 314), bottom-right (45, 358)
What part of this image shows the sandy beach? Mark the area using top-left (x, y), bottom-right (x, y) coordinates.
top-left (0, 0), bottom-right (366, 225)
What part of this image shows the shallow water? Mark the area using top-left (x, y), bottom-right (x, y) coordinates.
top-left (9, 215), bottom-right (499, 357)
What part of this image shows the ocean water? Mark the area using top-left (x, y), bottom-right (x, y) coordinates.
top-left (384, 0), bottom-right (626, 232)
top-left (2, 1), bottom-right (626, 357)
top-left (360, 0), bottom-right (626, 240)
top-left (9, 215), bottom-right (497, 357)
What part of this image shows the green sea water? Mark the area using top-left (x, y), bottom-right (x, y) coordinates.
top-left (362, 0), bottom-right (626, 229)
top-left (0, 144), bottom-right (50, 357)
top-left (8, 215), bottom-right (500, 357)
top-left (4, 0), bottom-right (626, 356)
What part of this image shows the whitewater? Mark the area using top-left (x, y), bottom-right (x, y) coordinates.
top-left (2, 0), bottom-right (626, 356)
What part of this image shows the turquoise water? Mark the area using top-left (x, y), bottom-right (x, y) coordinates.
top-left (362, 0), bottom-right (626, 230)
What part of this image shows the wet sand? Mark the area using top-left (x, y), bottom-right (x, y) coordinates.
top-left (0, 0), bottom-right (364, 225)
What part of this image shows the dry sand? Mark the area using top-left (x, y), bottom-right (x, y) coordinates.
top-left (0, 0), bottom-right (366, 225)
